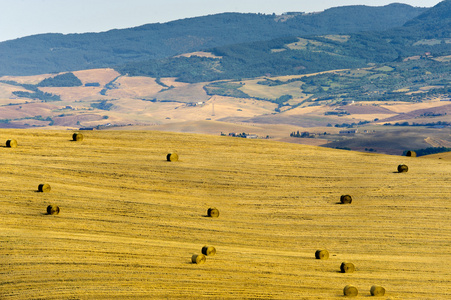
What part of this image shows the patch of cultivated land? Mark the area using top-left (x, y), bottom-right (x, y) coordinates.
top-left (324, 126), bottom-right (451, 155)
top-left (378, 103), bottom-right (451, 123)
top-left (0, 68), bottom-right (450, 153)
top-left (106, 76), bottom-right (163, 99)
top-left (238, 78), bottom-right (307, 100)
top-left (72, 68), bottom-right (120, 86)
top-left (0, 74), bottom-right (56, 85)
top-left (1, 129), bottom-right (450, 299)
top-left (424, 151), bottom-right (451, 160)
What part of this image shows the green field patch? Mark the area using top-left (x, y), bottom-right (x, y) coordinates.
top-left (286, 38), bottom-right (324, 50)
top-left (394, 88), bottom-right (410, 92)
top-left (286, 38), bottom-right (308, 50)
top-left (413, 39), bottom-right (442, 46)
top-left (374, 66), bottom-right (394, 72)
top-left (433, 55), bottom-right (451, 62)
top-left (239, 79), bottom-right (306, 100)
top-left (320, 35), bottom-right (350, 43)
top-left (329, 82), bottom-right (344, 89)
top-left (204, 81), bottom-right (250, 98)
top-left (271, 48), bottom-right (286, 53)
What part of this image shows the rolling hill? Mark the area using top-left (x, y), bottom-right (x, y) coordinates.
top-left (1, 129), bottom-right (450, 299)
top-left (0, 61), bottom-right (450, 155)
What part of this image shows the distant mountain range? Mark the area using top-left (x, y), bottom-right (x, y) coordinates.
top-left (0, 3), bottom-right (427, 76)
top-left (116, 0), bottom-right (451, 83)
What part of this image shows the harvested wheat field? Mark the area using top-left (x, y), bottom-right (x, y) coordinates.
top-left (1, 129), bottom-right (450, 299)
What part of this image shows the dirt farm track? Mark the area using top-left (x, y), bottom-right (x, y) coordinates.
top-left (1, 129), bottom-right (450, 299)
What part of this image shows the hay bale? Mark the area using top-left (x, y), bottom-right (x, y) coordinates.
top-left (202, 246), bottom-right (216, 256)
top-left (38, 183), bottom-right (51, 193)
top-left (72, 133), bottom-right (83, 141)
top-left (191, 254), bottom-right (206, 264)
top-left (207, 207), bottom-right (219, 218)
top-left (343, 285), bottom-right (358, 297)
top-left (166, 153), bottom-right (178, 162)
top-left (340, 262), bottom-right (355, 273)
top-left (315, 249), bottom-right (329, 260)
top-left (370, 285), bottom-right (385, 296)
top-left (47, 205), bottom-right (60, 215)
top-left (406, 150), bottom-right (416, 157)
top-left (397, 164), bottom-right (408, 173)
top-left (340, 195), bottom-right (352, 204)
top-left (6, 139), bottom-right (17, 148)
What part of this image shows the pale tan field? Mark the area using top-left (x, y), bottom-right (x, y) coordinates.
top-left (158, 78), bottom-right (190, 89)
top-left (238, 79), bottom-right (307, 100)
top-left (40, 86), bottom-right (108, 102)
top-left (0, 103), bottom-right (54, 120)
top-left (155, 82), bottom-right (211, 103)
top-left (0, 74), bottom-right (55, 85)
top-left (379, 101), bottom-right (450, 114)
top-left (425, 137), bottom-right (451, 148)
top-left (1, 129), bottom-right (450, 299)
top-left (106, 76), bottom-right (162, 99)
top-left (0, 83), bottom-right (27, 99)
top-left (72, 69), bottom-right (120, 86)
top-left (175, 51), bottom-right (222, 59)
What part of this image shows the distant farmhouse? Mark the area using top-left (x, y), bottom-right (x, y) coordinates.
top-left (339, 129), bottom-right (358, 135)
top-left (227, 133), bottom-right (258, 139)
top-left (186, 102), bottom-right (205, 107)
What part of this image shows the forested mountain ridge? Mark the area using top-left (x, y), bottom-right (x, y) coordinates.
top-left (0, 3), bottom-right (425, 76)
top-left (116, 1), bottom-right (451, 83)
top-left (401, 0), bottom-right (451, 37)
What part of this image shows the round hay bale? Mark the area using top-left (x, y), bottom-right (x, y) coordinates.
top-left (6, 139), bottom-right (17, 148)
top-left (47, 205), bottom-right (60, 215)
top-left (166, 153), bottom-right (178, 162)
top-left (397, 164), bottom-right (408, 173)
top-left (370, 285), bottom-right (385, 296)
top-left (343, 285), bottom-right (358, 297)
top-left (207, 207), bottom-right (219, 218)
top-left (340, 262), bottom-right (355, 273)
top-left (315, 249), bottom-right (329, 260)
top-left (406, 150), bottom-right (416, 157)
top-left (202, 246), bottom-right (216, 256)
top-left (340, 195), bottom-right (352, 204)
top-left (38, 183), bottom-right (51, 193)
top-left (72, 133), bottom-right (83, 141)
top-left (191, 254), bottom-right (206, 264)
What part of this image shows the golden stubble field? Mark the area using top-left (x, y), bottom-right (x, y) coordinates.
top-left (1, 129), bottom-right (450, 299)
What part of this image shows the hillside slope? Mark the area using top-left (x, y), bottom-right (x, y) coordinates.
top-left (0, 64), bottom-right (450, 156)
top-left (117, 1), bottom-right (451, 83)
top-left (0, 4), bottom-right (426, 76)
top-left (1, 129), bottom-right (450, 299)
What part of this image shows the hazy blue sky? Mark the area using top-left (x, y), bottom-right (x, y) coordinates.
top-left (0, 0), bottom-right (443, 42)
